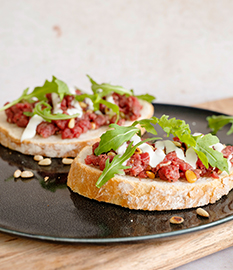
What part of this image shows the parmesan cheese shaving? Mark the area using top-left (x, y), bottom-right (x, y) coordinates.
top-left (21, 115), bottom-right (43, 141)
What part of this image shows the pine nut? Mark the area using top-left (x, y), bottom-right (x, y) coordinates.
top-left (185, 170), bottom-right (197, 183)
top-left (34, 155), bottom-right (44, 161)
top-left (196, 208), bottom-right (209, 218)
top-left (104, 107), bottom-right (110, 114)
top-left (86, 109), bottom-right (93, 113)
top-left (146, 171), bottom-right (155, 179)
top-left (21, 171), bottom-right (34, 178)
top-left (170, 216), bottom-right (184, 224)
top-left (173, 141), bottom-right (182, 147)
top-left (120, 111), bottom-right (125, 118)
top-left (62, 157), bottom-right (74, 165)
top-left (68, 118), bottom-right (75, 129)
top-left (135, 148), bottom-right (142, 154)
top-left (79, 101), bottom-right (87, 108)
top-left (107, 152), bottom-right (116, 157)
top-left (14, 169), bottom-right (22, 178)
top-left (38, 158), bottom-right (52, 166)
top-left (91, 122), bottom-right (96, 129)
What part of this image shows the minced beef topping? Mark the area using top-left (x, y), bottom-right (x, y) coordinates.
top-left (85, 141), bottom-right (233, 183)
top-left (4, 92), bottom-right (142, 139)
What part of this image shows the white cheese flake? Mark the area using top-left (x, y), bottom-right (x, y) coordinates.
top-left (130, 134), bottom-right (141, 145)
top-left (68, 100), bottom-right (83, 117)
top-left (149, 149), bottom-right (166, 167)
top-left (68, 86), bottom-right (77, 95)
top-left (51, 93), bottom-right (63, 114)
top-left (116, 136), bottom-right (200, 169)
top-left (116, 142), bottom-right (128, 157)
top-left (84, 98), bottom-right (94, 111)
top-left (21, 115), bottom-right (44, 141)
top-left (185, 147), bottom-right (198, 169)
top-left (106, 95), bottom-right (115, 104)
top-left (211, 142), bottom-right (225, 153)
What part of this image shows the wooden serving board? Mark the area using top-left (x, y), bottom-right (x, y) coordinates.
top-left (1, 98), bottom-right (233, 270)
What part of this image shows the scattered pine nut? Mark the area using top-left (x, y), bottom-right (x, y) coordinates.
top-left (14, 169), bottom-right (22, 178)
top-left (44, 176), bottom-right (49, 182)
top-left (38, 158), bottom-right (52, 166)
top-left (21, 171), bottom-right (34, 178)
top-left (146, 171), bottom-right (155, 179)
top-left (107, 152), bottom-right (116, 157)
top-left (172, 141), bottom-right (182, 147)
top-left (34, 155), bottom-right (44, 161)
top-left (120, 111), bottom-right (125, 118)
top-left (68, 118), bottom-right (75, 129)
top-left (170, 216), bottom-right (184, 224)
top-left (196, 208), bottom-right (209, 218)
top-left (86, 109), bottom-right (93, 113)
top-left (79, 101), bottom-right (87, 108)
top-left (135, 147), bottom-right (142, 154)
top-left (62, 157), bottom-right (74, 165)
top-left (91, 122), bottom-right (96, 130)
top-left (185, 170), bottom-right (197, 183)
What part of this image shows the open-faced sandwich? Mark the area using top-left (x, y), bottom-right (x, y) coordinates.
top-left (67, 115), bottom-right (233, 211)
top-left (0, 75), bottom-right (154, 157)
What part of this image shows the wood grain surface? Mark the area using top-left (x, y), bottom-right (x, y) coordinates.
top-left (1, 98), bottom-right (233, 270)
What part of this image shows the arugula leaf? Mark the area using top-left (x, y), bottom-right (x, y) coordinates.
top-left (0, 88), bottom-right (30, 111)
top-left (95, 124), bottom-right (140, 155)
top-left (152, 116), bottom-right (227, 168)
top-left (96, 139), bottom-right (155, 188)
top-left (33, 101), bottom-right (81, 122)
top-left (55, 78), bottom-right (71, 100)
top-left (100, 99), bottom-right (120, 122)
top-left (132, 117), bottom-right (158, 135)
top-left (207, 115), bottom-right (233, 135)
top-left (156, 115), bottom-right (191, 137)
top-left (87, 75), bottom-right (133, 97)
top-left (29, 77), bottom-right (58, 101)
top-left (193, 134), bottom-right (229, 172)
top-left (135, 94), bottom-right (156, 103)
top-left (87, 75), bottom-right (156, 102)
top-left (0, 76), bottom-right (71, 112)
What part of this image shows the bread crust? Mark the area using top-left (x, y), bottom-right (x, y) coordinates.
top-left (67, 146), bottom-right (233, 211)
top-left (0, 100), bottom-right (154, 157)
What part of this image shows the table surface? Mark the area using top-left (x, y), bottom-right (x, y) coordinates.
top-left (1, 97), bottom-right (233, 270)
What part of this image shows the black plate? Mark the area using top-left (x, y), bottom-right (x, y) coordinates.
top-left (1, 103), bottom-right (233, 243)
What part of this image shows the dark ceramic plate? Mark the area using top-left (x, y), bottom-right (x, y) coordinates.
top-left (1, 104), bottom-right (233, 243)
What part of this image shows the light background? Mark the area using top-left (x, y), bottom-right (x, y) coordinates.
top-left (1, 0), bottom-right (233, 106)
top-left (1, 1), bottom-right (233, 269)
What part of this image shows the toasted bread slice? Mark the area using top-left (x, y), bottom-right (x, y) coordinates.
top-left (67, 146), bottom-right (233, 211)
top-left (0, 100), bottom-right (154, 157)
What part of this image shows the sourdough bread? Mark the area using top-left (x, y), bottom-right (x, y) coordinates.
top-left (67, 146), bottom-right (233, 211)
top-left (0, 100), bottom-right (154, 157)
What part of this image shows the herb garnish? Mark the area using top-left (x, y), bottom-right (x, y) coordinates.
top-left (95, 115), bottom-right (229, 188)
top-left (0, 77), bottom-right (71, 112)
top-left (1, 75), bottom-right (156, 124)
top-left (207, 115), bottom-right (233, 135)
top-left (96, 138), bottom-right (155, 188)
top-left (87, 75), bottom-right (155, 103)
top-left (25, 101), bottom-right (81, 122)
